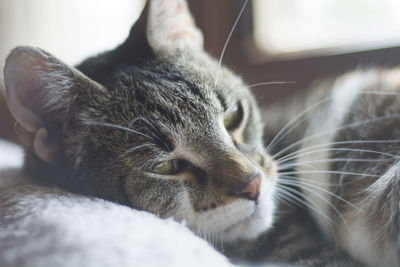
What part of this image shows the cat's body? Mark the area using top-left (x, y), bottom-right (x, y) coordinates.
top-left (2, 0), bottom-right (400, 266)
top-left (225, 69), bottom-right (400, 266)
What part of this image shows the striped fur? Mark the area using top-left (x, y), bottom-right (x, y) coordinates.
top-left (3, 0), bottom-right (400, 266)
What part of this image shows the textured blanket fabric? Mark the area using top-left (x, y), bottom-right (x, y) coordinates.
top-left (0, 140), bottom-right (232, 267)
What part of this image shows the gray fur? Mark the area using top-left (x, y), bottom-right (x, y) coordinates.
top-left (3, 0), bottom-right (400, 266)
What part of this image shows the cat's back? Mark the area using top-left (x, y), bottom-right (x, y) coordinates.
top-left (283, 68), bottom-right (400, 266)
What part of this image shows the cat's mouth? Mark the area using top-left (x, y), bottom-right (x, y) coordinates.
top-left (220, 180), bottom-right (276, 242)
top-left (182, 175), bottom-right (276, 242)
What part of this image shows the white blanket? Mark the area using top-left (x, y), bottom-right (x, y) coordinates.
top-left (0, 140), bottom-right (233, 267)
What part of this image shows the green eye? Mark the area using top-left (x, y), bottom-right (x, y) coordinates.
top-left (224, 102), bottom-right (243, 130)
top-left (153, 160), bottom-right (175, 175)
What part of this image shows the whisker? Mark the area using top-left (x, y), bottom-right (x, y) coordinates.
top-left (274, 187), bottom-right (302, 208)
top-left (274, 137), bottom-right (400, 160)
top-left (248, 81), bottom-right (296, 89)
top-left (83, 120), bottom-right (152, 140)
top-left (277, 147), bottom-right (399, 165)
top-left (278, 162), bottom-right (317, 171)
top-left (277, 184), bottom-right (335, 225)
top-left (122, 144), bottom-right (155, 155)
top-left (280, 178), bottom-right (362, 211)
top-left (277, 157), bottom-right (392, 170)
top-left (280, 175), bottom-right (342, 187)
top-left (213, 0), bottom-right (248, 91)
top-left (283, 182), bottom-right (351, 231)
top-left (279, 169), bottom-right (381, 178)
top-left (269, 91), bottom-right (400, 158)
top-left (266, 96), bottom-right (333, 152)
top-left (280, 174), bottom-right (376, 188)
top-left (267, 112), bottom-right (313, 154)
top-left (274, 187), bottom-right (304, 208)
top-left (359, 90), bottom-right (400, 97)
top-left (131, 117), bottom-right (162, 138)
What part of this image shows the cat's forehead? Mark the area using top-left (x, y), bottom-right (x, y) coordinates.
top-left (107, 54), bottom-right (247, 119)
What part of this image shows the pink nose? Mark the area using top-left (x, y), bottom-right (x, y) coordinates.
top-left (240, 176), bottom-right (261, 201)
top-left (228, 173), bottom-right (262, 201)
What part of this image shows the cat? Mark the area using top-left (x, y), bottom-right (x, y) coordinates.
top-left (2, 0), bottom-right (399, 266)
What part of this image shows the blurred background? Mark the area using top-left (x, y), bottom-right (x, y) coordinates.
top-left (1, 0), bottom-right (400, 143)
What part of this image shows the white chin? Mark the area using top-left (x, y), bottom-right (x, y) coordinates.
top-left (183, 181), bottom-right (276, 242)
top-left (222, 193), bottom-right (275, 242)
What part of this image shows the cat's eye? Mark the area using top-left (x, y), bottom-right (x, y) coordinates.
top-left (153, 160), bottom-right (177, 175)
top-left (224, 102), bottom-right (243, 130)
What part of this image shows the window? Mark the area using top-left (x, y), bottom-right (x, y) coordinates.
top-left (0, 0), bottom-right (145, 66)
top-left (253, 0), bottom-right (400, 59)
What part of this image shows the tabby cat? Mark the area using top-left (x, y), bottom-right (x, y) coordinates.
top-left (3, 0), bottom-right (399, 266)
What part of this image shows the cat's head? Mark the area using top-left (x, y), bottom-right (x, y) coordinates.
top-left (3, 0), bottom-right (277, 242)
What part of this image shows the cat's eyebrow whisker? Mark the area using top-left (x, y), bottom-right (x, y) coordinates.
top-left (277, 147), bottom-right (399, 165)
top-left (213, 0), bottom-right (248, 91)
top-left (248, 81), bottom-right (296, 89)
top-left (83, 120), bottom-right (153, 140)
top-left (122, 144), bottom-right (155, 155)
top-left (130, 116), bottom-right (164, 142)
top-left (279, 178), bottom-right (362, 212)
top-left (266, 96), bottom-right (333, 152)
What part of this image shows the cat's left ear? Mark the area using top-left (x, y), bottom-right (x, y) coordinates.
top-left (4, 46), bottom-right (107, 163)
top-left (146, 0), bottom-right (204, 54)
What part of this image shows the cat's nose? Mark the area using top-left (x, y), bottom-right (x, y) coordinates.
top-left (228, 172), bottom-right (262, 201)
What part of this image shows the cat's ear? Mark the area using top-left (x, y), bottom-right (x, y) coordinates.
top-left (146, 0), bottom-right (204, 54)
top-left (4, 46), bottom-right (106, 162)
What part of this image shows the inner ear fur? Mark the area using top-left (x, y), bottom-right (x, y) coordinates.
top-left (3, 46), bottom-right (106, 162)
top-left (146, 0), bottom-right (204, 54)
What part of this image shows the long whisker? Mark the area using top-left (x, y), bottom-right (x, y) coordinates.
top-left (131, 117), bottom-right (159, 132)
top-left (248, 81), bottom-right (296, 89)
top-left (266, 96), bottom-right (333, 152)
top-left (277, 184), bottom-right (335, 225)
top-left (280, 175), bottom-right (342, 187)
top-left (280, 178), bottom-right (362, 211)
top-left (122, 144), bottom-right (155, 155)
top-left (213, 0), bottom-right (248, 90)
top-left (274, 137), bottom-right (400, 160)
top-left (274, 187), bottom-right (304, 208)
top-left (278, 157), bottom-right (392, 170)
top-left (278, 162), bottom-right (317, 171)
top-left (283, 182), bottom-right (351, 231)
top-left (280, 174), bottom-right (377, 188)
top-left (279, 169), bottom-right (381, 178)
top-left (269, 91), bottom-right (400, 157)
top-left (277, 147), bottom-right (399, 165)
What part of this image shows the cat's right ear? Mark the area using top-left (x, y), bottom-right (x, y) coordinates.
top-left (146, 0), bottom-right (204, 54)
top-left (4, 46), bottom-right (106, 162)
